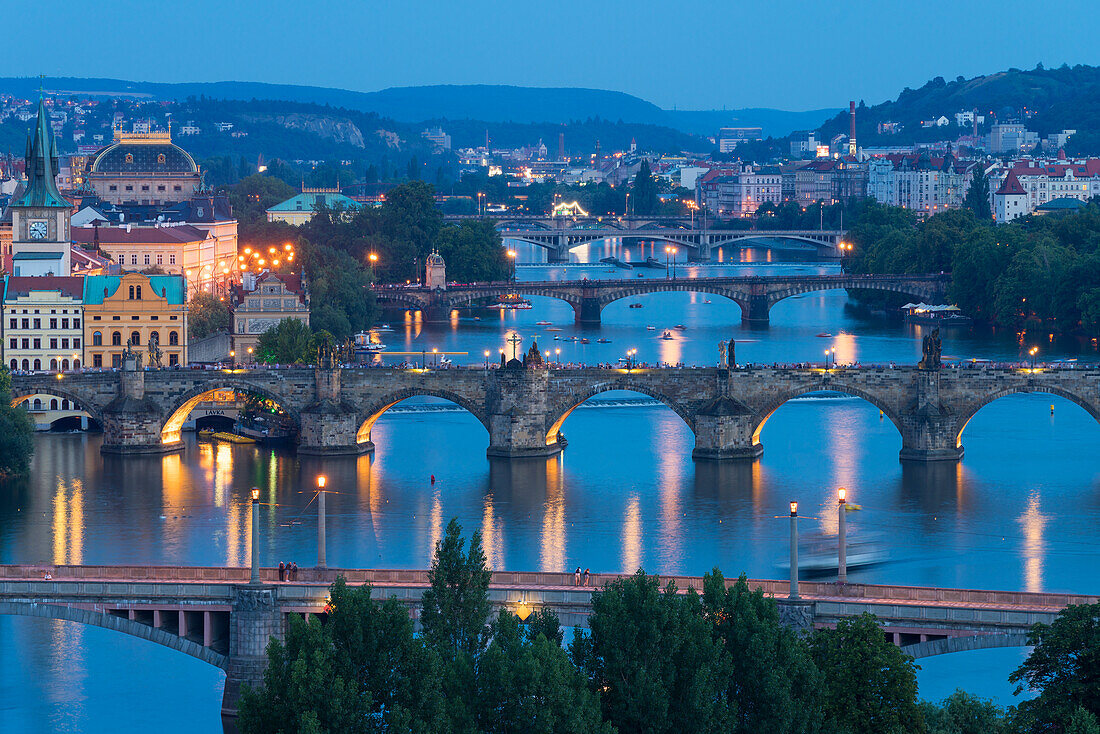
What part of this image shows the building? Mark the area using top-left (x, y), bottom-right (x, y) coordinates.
top-left (265, 187), bottom-right (363, 225)
top-left (421, 127), bottom-right (452, 151)
top-left (9, 99), bottom-right (72, 276)
top-left (86, 129), bottom-right (201, 205)
top-left (717, 127), bottom-right (762, 153)
top-left (82, 273), bottom-right (188, 368)
top-left (696, 165), bottom-right (782, 217)
top-left (987, 157), bottom-right (1100, 219)
top-left (424, 250), bottom-right (446, 290)
top-left (229, 271), bottom-right (309, 357)
top-left (3, 276), bottom-right (84, 371)
top-left (993, 171), bottom-right (1028, 224)
top-left (988, 123), bottom-right (1038, 155)
top-left (866, 153), bottom-right (975, 215)
top-left (789, 131), bottom-right (819, 158)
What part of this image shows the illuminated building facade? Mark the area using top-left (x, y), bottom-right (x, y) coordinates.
top-left (82, 273), bottom-right (187, 368)
top-left (87, 129), bottom-right (201, 205)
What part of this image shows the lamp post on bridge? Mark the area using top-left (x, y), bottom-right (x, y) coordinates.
top-left (837, 487), bottom-right (847, 585)
top-left (249, 487), bottom-right (261, 584)
top-left (316, 475), bottom-right (328, 569)
top-left (789, 501), bottom-right (800, 600)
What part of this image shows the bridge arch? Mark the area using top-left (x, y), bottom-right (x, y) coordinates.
top-left (544, 381), bottom-right (696, 446)
top-left (751, 383), bottom-right (907, 448)
top-left (900, 632), bottom-right (1031, 659)
top-left (160, 381), bottom-right (301, 445)
top-left (596, 283), bottom-right (748, 315)
top-left (10, 385), bottom-right (107, 428)
top-left (355, 388), bottom-right (491, 447)
top-left (953, 385), bottom-right (1100, 449)
top-left (0, 601), bottom-right (228, 670)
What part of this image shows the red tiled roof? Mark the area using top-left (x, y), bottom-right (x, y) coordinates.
top-left (71, 225), bottom-right (210, 245)
top-left (995, 171), bottom-right (1027, 196)
top-left (3, 275), bottom-right (84, 300)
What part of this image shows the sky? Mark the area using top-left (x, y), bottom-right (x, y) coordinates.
top-left (5, 0), bottom-right (1100, 111)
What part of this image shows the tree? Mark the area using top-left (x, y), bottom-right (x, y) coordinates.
top-left (0, 367), bottom-right (34, 477)
top-left (809, 613), bottom-right (924, 734)
top-left (188, 292), bottom-right (231, 339)
top-left (238, 578), bottom-right (448, 733)
top-left (228, 173), bottom-right (298, 225)
top-left (632, 159), bottom-right (659, 215)
top-left (702, 571), bottom-right (821, 733)
top-left (477, 611), bottom-right (611, 734)
top-left (256, 318), bottom-right (312, 364)
top-left (1067, 707), bottom-right (1100, 734)
top-left (1009, 603), bottom-right (1100, 731)
top-left (919, 690), bottom-right (1006, 734)
top-left (572, 570), bottom-right (735, 733)
top-left (963, 168), bottom-right (992, 221)
top-left (434, 220), bottom-right (509, 282)
top-left (419, 518), bottom-right (492, 659)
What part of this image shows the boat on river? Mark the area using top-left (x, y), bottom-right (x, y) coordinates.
top-left (777, 532), bottom-right (889, 576)
top-left (660, 330), bottom-right (674, 340)
top-left (599, 256), bottom-right (632, 269)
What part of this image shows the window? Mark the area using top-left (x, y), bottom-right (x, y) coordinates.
top-left (149, 330), bottom-right (160, 346)
top-left (21, 338), bottom-right (29, 349)
top-left (21, 318), bottom-right (29, 329)
top-left (168, 330), bottom-right (178, 346)
top-left (157, 154), bottom-right (166, 165)
top-left (74, 338), bottom-right (80, 348)
top-left (141, 185), bottom-right (149, 192)
top-left (130, 331), bottom-right (141, 346)
top-left (112, 353), bottom-right (121, 368)
top-left (50, 338), bottom-right (57, 349)
top-left (125, 185), bottom-right (133, 191)
top-left (61, 338), bottom-right (69, 349)
top-left (93, 354), bottom-right (102, 367)
top-left (109, 185), bottom-right (117, 192)
top-left (74, 318), bottom-right (80, 329)
top-left (50, 359), bottom-right (57, 370)
top-left (169, 254), bottom-right (176, 265)
top-left (7, 339), bottom-right (14, 349)
top-left (168, 353), bottom-right (179, 366)
top-left (32, 398), bottom-right (41, 409)
top-left (50, 399), bottom-right (58, 410)
top-left (158, 185), bottom-right (166, 192)
top-left (144, 254), bottom-right (151, 265)
top-left (174, 185), bottom-right (182, 192)
top-left (156, 253), bottom-right (163, 265)
top-left (61, 318), bottom-right (68, 329)
top-left (125, 153), bottom-right (133, 164)
top-left (7, 319), bottom-right (14, 329)
top-left (136, 285), bottom-right (142, 300)
top-left (22, 360), bottom-right (30, 371)
top-left (50, 318), bottom-right (57, 329)
top-left (61, 359), bottom-right (69, 370)
top-left (129, 286), bottom-right (135, 300)
top-left (8, 359), bottom-right (15, 369)
top-left (32, 337), bottom-right (40, 349)
top-left (112, 331), bottom-right (122, 346)
top-left (73, 360), bottom-right (80, 369)
top-left (32, 359), bottom-right (40, 371)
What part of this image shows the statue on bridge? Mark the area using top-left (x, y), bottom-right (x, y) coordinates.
top-left (918, 328), bottom-right (942, 370)
top-left (524, 340), bottom-right (544, 368)
top-left (123, 337), bottom-right (143, 369)
top-left (719, 339), bottom-right (736, 370)
top-left (728, 338), bottom-right (736, 369)
top-left (147, 331), bottom-right (163, 369)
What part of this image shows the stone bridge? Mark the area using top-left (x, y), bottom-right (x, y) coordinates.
top-left (443, 214), bottom-right (845, 261)
top-left (1, 564), bottom-right (1091, 716)
top-left (9, 364), bottom-right (1100, 462)
top-left (373, 273), bottom-right (948, 324)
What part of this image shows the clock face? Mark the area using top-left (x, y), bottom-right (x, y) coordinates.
top-left (29, 221), bottom-right (48, 240)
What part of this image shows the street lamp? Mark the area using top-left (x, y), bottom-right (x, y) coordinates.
top-left (368, 252), bottom-right (378, 267)
top-left (507, 249), bottom-right (517, 283)
top-left (555, 347), bottom-right (561, 364)
top-left (825, 350), bottom-right (831, 368)
top-left (789, 501), bottom-right (799, 599)
top-left (1029, 346), bottom-right (1038, 368)
top-left (665, 246), bottom-right (672, 279)
top-left (229, 350), bottom-right (235, 367)
top-left (247, 347), bottom-right (254, 366)
top-left (484, 350), bottom-right (491, 370)
top-left (837, 488), bottom-right (847, 585)
top-left (250, 487), bottom-right (261, 584)
top-left (316, 475), bottom-right (327, 569)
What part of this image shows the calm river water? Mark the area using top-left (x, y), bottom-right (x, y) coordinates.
top-left (2, 243), bottom-right (1098, 732)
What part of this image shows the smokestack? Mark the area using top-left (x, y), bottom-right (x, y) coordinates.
top-left (558, 132), bottom-right (565, 162)
top-left (848, 101), bottom-right (857, 157)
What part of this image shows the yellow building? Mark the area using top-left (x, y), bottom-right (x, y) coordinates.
top-left (82, 273), bottom-right (188, 368)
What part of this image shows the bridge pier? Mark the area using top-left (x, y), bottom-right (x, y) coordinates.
top-left (486, 369), bottom-right (564, 459)
top-left (691, 395), bottom-right (762, 461)
top-left (222, 586), bottom-right (283, 718)
top-left (740, 296), bottom-right (771, 325)
top-left (898, 370), bottom-right (964, 463)
top-left (298, 367), bottom-right (371, 455)
top-left (574, 297), bottom-right (602, 325)
top-left (100, 357), bottom-right (180, 454)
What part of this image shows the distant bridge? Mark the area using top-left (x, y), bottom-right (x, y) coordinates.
top-left (372, 273), bottom-right (949, 324)
top-left (2, 564), bottom-right (1088, 716)
top-left (443, 214), bottom-right (846, 261)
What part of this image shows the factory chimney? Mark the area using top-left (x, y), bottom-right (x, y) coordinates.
top-left (558, 132), bottom-right (565, 162)
top-left (848, 101), bottom-right (857, 157)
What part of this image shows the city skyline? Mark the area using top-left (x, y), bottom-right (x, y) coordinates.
top-left (7, 0), bottom-right (1100, 110)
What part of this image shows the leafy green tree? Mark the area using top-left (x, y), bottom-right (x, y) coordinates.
top-left (702, 571), bottom-right (822, 733)
top-left (256, 318), bottom-right (312, 364)
top-left (964, 168), bottom-right (992, 221)
top-left (0, 367), bottom-right (35, 477)
top-left (229, 174), bottom-right (298, 225)
top-left (919, 690), bottom-right (1006, 734)
top-left (420, 518), bottom-right (492, 659)
top-left (572, 570), bottom-right (735, 733)
top-left (435, 220), bottom-right (509, 282)
top-left (1009, 603), bottom-right (1100, 731)
top-left (809, 613), bottom-right (924, 734)
top-left (632, 159), bottom-right (659, 215)
top-left (477, 611), bottom-right (611, 734)
top-left (1067, 707), bottom-right (1100, 734)
top-left (238, 578), bottom-right (448, 734)
top-left (188, 292), bottom-right (231, 339)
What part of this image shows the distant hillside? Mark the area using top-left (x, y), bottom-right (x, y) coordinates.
top-left (0, 76), bottom-right (832, 138)
top-left (817, 64), bottom-right (1100, 153)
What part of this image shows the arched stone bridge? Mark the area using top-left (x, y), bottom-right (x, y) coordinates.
top-left (10, 364), bottom-right (1099, 462)
top-left (2, 564), bottom-right (1090, 716)
top-left (373, 273), bottom-right (949, 324)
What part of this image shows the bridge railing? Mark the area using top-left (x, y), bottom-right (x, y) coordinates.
top-left (2, 565), bottom-right (1095, 611)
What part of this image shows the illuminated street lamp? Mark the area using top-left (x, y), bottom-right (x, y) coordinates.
top-left (316, 475), bottom-right (328, 569)
top-left (1029, 346), bottom-right (1038, 369)
top-left (789, 500), bottom-right (799, 599)
top-left (837, 488), bottom-right (848, 584)
top-left (507, 249), bottom-right (517, 283)
top-left (250, 487), bottom-right (261, 584)
top-left (555, 347), bottom-right (561, 364)
top-left (484, 350), bottom-right (491, 370)
top-left (229, 350), bottom-right (235, 367)
top-left (368, 252), bottom-right (378, 267)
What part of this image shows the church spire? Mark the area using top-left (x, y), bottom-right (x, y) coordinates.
top-left (13, 96), bottom-right (69, 209)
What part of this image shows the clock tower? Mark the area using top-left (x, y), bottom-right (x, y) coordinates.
top-left (10, 97), bottom-right (71, 276)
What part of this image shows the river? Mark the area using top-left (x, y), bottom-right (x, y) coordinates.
top-left (1, 244), bottom-right (1098, 732)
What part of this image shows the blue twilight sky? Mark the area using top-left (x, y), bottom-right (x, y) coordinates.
top-left (6, 0), bottom-right (1100, 110)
